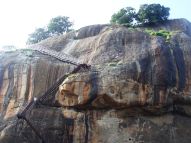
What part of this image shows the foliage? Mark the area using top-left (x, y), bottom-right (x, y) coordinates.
top-left (110, 7), bottom-right (136, 26)
top-left (47, 16), bottom-right (73, 36)
top-left (27, 28), bottom-right (49, 44)
top-left (110, 4), bottom-right (170, 26)
top-left (136, 4), bottom-right (170, 25)
top-left (27, 16), bottom-right (73, 44)
top-left (145, 29), bottom-right (172, 42)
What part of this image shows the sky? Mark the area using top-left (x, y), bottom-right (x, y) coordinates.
top-left (0, 0), bottom-right (190, 48)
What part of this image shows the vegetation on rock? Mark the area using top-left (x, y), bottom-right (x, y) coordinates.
top-left (145, 29), bottom-right (172, 42)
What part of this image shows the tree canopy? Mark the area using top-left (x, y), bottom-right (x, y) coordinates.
top-left (27, 16), bottom-right (73, 44)
top-left (136, 4), bottom-right (170, 24)
top-left (110, 3), bottom-right (170, 26)
top-left (48, 16), bottom-right (73, 36)
top-left (27, 28), bottom-right (49, 44)
top-left (110, 7), bottom-right (136, 26)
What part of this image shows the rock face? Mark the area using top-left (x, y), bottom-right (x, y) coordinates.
top-left (1, 19), bottom-right (191, 143)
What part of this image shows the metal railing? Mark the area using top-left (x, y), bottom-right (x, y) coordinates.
top-left (16, 55), bottom-right (91, 143)
top-left (28, 45), bottom-right (81, 66)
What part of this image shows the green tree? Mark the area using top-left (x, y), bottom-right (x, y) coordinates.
top-left (47, 16), bottom-right (73, 35)
top-left (27, 28), bottom-right (49, 44)
top-left (27, 16), bottom-right (73, 44)
top-left (110, 7), bottom-right (136, 26)
top-left (136, 4), bottom-right (170, 25)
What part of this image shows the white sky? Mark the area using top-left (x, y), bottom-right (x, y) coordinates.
top-left (0, 0), bottom-right (190, 48)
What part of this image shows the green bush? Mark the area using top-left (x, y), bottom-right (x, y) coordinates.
top-left (145, 29), bottom-right (172, 42)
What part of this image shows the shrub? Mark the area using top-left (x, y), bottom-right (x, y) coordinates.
top-left (145, 29), bottom-right (172, 42)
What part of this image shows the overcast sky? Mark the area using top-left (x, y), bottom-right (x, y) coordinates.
top-left (0, 0), bottom-right (190, 48)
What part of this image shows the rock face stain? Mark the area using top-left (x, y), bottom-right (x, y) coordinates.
top-left (172, 42), bottom-right (186, 91)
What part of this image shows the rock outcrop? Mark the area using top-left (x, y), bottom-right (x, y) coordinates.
top-left (0, 19), bottom-right (191, 143)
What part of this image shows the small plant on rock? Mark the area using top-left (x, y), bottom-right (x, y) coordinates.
top-left (145, 29), bottom-right (172, 42)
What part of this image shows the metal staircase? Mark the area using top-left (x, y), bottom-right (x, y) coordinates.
top-left (29, 45), bottom-right (81, 66)
top-left (16, 45), bottom-right (91, 143)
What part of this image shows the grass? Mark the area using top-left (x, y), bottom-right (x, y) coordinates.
top-left (145, 29), bottom-right (173, 42)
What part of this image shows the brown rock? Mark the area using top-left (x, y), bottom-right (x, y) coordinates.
top-left (1, 19), bottom-right (191, 143)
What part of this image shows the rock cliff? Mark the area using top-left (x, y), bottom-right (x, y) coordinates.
top-left (1, 19), bottom-right (191, 143)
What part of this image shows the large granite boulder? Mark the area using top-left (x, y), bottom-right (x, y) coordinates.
top-left (0, 19), bottom-right (191, 143)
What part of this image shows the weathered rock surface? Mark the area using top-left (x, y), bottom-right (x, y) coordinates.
top-left (0, 50), bottom-right (75, 142)
top-left (0, 19), bottom-right (191, 143)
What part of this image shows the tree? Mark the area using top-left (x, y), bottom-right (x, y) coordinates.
top-left (110, 4), bottom-right (170, 26)
top-left (27, 16), bottom-right (73, 44)
top-left (110, 7), bottom-right (136, 26)
top-left (136, 4), bottom-right (170, 25)
top-left (27, 28), bottom-right (49, 44)
top-left (47, 16), bottom-right (73, 35)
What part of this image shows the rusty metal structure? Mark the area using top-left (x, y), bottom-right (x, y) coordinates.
top-left (16, 46), bottom-right (91, 143)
